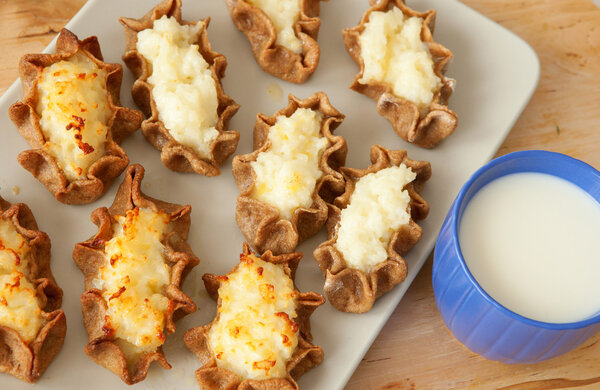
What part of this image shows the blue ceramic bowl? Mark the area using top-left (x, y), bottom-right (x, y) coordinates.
top-left (433, 150), bottom-right (600, 363)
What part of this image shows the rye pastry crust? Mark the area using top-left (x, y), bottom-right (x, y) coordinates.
top-left (225, 0), bottom-right (322, 83)
top-left (184, 243), bottom-right (325, 390)
top-left (233, 92), bottom-right (347, 255)
top-left (72, 164), bottom-right (199, 385)
top-left (120, 0), bottom-right (240, 177)
top-left (0, 196), bottom-right (65, 383)
top-left (8, 29), bottom-right (143, 205)
top-left (313, 145), bottom-right (431, 313)
top-left (342, 0), bottom-right (457, 148)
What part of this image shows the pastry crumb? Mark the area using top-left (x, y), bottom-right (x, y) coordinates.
top-left (12, 186), bottom-right (20, 195)
top-left (266, 82), bottom-right (283, 102)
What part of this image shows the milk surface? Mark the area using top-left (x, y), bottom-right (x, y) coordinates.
top-left (459, 172), bottom-right (600, 324)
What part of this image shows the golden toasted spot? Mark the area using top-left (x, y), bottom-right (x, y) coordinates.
top-left (252, 359), bottom-right (276, 375)
top-left (89, 236), bottom-right (105, 248)
top-left (275, 311), bottom-right (298, 333)
top-left (259, 283), bottom-right (275, 302)
top-left (0, 241), bottom-right (21, 267)
top-left (229, 326), bottom-right (241, 338)
top-left (240, 253), bottom-right (254, 265)
top-left (108, 286), bottom-right (126, 301)
top-left (109, 254), bottom-right (120, 267)
top-left (102, 315), bottom-right (115, 336)
top-left (9, 273), bottom-right (21, 289)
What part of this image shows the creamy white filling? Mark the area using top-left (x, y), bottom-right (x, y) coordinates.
top-left (335, 165), bottom-right (416, 272)
top-left (137, 16), bottom-right (219, 159)
top-left (0, 218), bottom-right (43, 343)
top-left (358, 7), bottom-right (442, 113)
top-left (36, 51), bottom-right (111, 182)
top-left (91, 208), bottom-right (171, 354)
top-left (208, 253), bottom-right (298, 380)
top-left (247, 0), bottom-right (303, 53)
top-left (250, 108), bottom-right (328, 220)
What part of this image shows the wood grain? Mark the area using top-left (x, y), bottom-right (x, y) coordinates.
top-left (1, 0), bottom-right (600, 389)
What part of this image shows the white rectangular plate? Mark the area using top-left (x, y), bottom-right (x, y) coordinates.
top-left (0, 0), bottom-right (539, 389)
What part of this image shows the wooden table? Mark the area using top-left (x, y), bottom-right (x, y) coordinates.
top-left (2, 0), bottom-right (600, 388)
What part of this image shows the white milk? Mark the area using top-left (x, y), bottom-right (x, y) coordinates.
top-left (459, 172), bottom-right (600, 324)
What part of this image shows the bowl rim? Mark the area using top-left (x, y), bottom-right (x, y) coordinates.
top-left (451, 149), bottom-right (600, 330)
